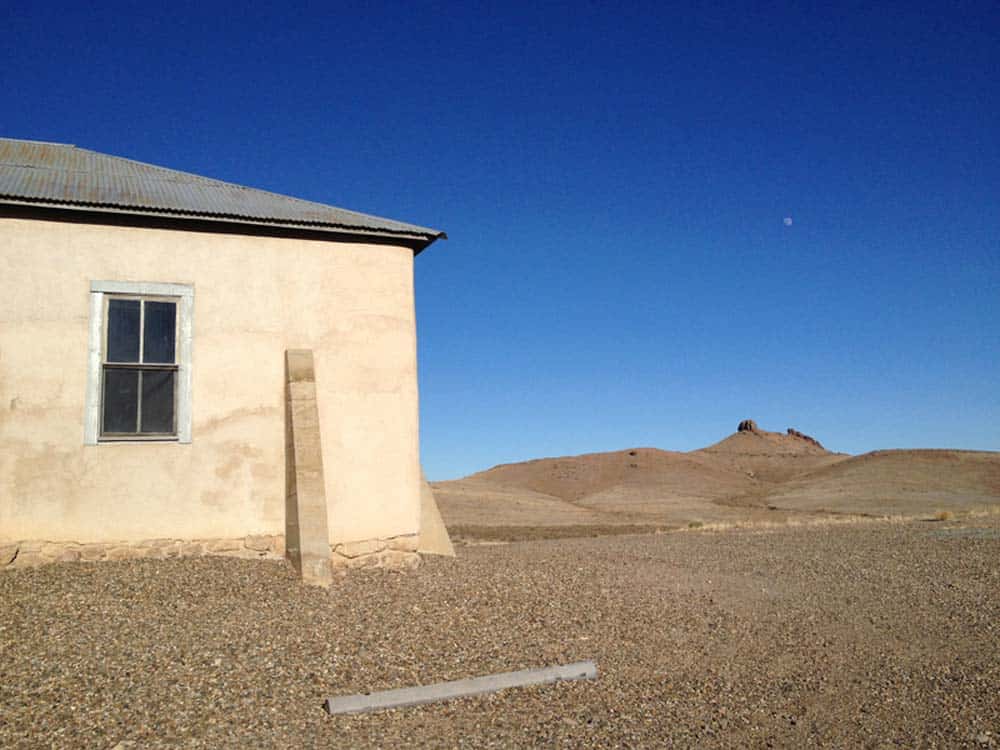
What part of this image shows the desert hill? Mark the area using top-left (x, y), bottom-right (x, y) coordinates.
top-left (467, 447), bottom-right (751, 505)
top-left (433, 421), bottom-right (1000, 539)
top-left (692, 419), bottom-right (845, 484)
top-left (764, 449), bottom-right (1000, 515)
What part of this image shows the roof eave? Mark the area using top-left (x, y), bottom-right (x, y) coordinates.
top-left (0, 196), bottom-right (446, 252)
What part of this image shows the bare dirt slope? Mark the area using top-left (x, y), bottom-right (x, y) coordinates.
top-left (692, 428), bottom-right (848, 484)
top-left (765, 448), bottom-right (1000, 516)
top-left (434, 421), bottom-right (1000, 537)
top-left (430, 477), bottom-right (617, 527)
top-left (438, 446), bottom-right (791, 536)
top-left (462, 447), bottom-right (748, 505)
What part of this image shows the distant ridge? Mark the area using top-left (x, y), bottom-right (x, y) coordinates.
top-left (432, 420), bottom-right (1000, 537)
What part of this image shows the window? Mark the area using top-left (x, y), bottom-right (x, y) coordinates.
top-left (102, 296), bottom-right (178, 436)
top-left (85, 281), bottom-right (193, 444)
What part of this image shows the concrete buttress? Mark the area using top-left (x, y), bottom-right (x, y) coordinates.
top-left (284, 350), bottom-right (333, 587)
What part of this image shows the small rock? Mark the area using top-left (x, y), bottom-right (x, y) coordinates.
top-left (57, 548), bottom-right (82, 563)
top-left (0, 542), bottom-right (18, 566)
top-left (80, 544), bottom-right (108, 561)
top-left (387, 535), bottom-right (419, 552)
top-left (206, 538), bottom-right (242, 553)
top-left (378, 550), bottom-right (420, 571)
top-left (335, 538), bottom-right (387, 559)
top-left (179, 542), bottom-right (204, 557)
top-left (244, 535), bottom-right (274, 552)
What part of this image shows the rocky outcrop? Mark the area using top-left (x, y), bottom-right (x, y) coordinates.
top-left (737, 420), bottom-right (825, 450)
top-left (787, 428), bottom-right (824, 449)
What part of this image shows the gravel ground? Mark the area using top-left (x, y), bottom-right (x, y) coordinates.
top-left (2, 518), bottom-right (998, 749)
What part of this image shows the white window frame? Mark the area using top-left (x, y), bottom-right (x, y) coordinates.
top-left (84, 281), bottom-right (194, 445)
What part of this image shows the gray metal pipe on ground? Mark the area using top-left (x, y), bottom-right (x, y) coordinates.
top-left (324, 660), bottom-right (598, 715)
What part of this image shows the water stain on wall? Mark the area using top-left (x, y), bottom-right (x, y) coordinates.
top-left (197, 406), bottom-right (280, 434)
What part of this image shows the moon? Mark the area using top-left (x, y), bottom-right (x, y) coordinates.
top-left (783, 217), bottom-right (793, 226)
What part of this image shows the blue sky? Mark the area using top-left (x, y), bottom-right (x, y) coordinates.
top-left (5, 1), bottom-right (997, 479)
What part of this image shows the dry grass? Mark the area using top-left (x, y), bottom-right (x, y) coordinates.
top-left (446, 506), bottom-right (1000, 544)
top-left (449, 524), bottom-right (669, 544)
top-left (676, 506), bottom-right (1000, 534)
top-left (678, 513), bottom-right (923, 534)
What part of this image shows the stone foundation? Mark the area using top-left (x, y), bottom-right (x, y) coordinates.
top-left (330, 534), bottom-right (421, 572)
top-left (0, 533), bottom-right (421, 573)
top-left (0, 534), bottom-right (285, 570)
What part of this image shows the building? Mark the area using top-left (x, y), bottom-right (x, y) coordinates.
top-left (0, 137), bottom-right (453, 583)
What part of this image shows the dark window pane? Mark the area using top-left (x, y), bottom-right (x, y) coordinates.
top-left (107, 299), bottom-right (140, 362)
top-left (103, 369), bottom-right (139, 433)
top-left (143, 301), bottom-right (176, 364)
top-left (140, 369), bottom-right (175, 433)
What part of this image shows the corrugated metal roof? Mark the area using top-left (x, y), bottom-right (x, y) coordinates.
top-left (0, 138), bottom-right (445, 246)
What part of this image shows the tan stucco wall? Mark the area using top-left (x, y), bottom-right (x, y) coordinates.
top-left (0, 217), bottom-right (422, 546)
